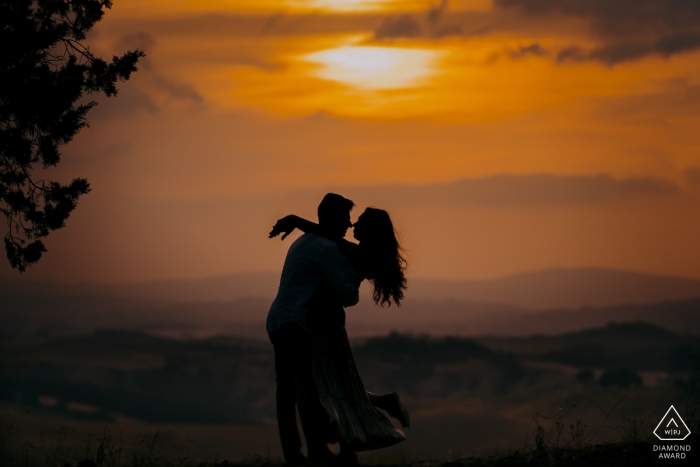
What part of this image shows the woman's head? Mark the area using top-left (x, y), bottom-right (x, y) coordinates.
top-left (353, 208), bottom-right (407, 307)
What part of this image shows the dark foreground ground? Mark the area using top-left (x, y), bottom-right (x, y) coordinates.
top-left (1, 322), bottom-right (698, 465)
top-left (3, 438), bottom-right (698, 467)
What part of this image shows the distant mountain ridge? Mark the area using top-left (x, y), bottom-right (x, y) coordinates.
top-left (408, 268), bottom-right (700, 309)
top-left (476, 321), bottom-right (700, 373)
top-left (3, 267), bottom-right (700, 340)
top-left (2, 291), bottom-right (699, 340)
top-left (477, 321), bottom-right (692, 353)
top-left (3, 267), bottom-right (700, 309)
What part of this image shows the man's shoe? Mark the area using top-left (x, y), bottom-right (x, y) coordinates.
top-left (338, 448), bottom-right (358, 466)
top-left (285, 452), bottom-right (308, 466)
top-left (308, 449), bottom-right (341, 467)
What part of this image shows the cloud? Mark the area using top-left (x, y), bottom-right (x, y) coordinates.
top-left (106, 33), bottom-right (203, 110)
top-left (587, 42), bottom-right (652, 64)
top-left (318, 174), bottom-right (680, 208)
top-left (261, 12), bottom-right (286, 35)
top-left (428, 0), bottom-right (450, 25)
top-left (89, 84), bottom-right (158, 121)
top-left (114, 32), bottom-right (156, 53)
top-left (87, 74), bottom-right (203, 124)
top-left (374, 15), bottom-right (422, 39)
top-left (432, 24), bottom-right (465, 38)
top-left (151, 75), bottom-right (203, 104)
top-left (509, 43), bottom-right (548, 60)
top-left (495, 0), bottom-right (700, 37)
top-left (557, 36), bottom-right (700, 65)
top-left (426, 0), bottom-right (464, 37)
top-left (686, 167), bottom-right (700, 187)
top-left (557, 42), bottom-right (653, 65)
top-left (374, 0), bottom-right (464, 40)
top-left (655, 32), bottom-right (700, 56)
top-left (496, 0), bottom-right (700, 64)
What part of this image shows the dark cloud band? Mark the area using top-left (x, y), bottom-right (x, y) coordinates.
top-left (332, 173), bottom-right (680, 208)
top-left (497, 0), bottom-right (700, 64)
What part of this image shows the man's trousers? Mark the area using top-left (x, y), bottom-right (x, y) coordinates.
top-left (268, 321), bottom-right (328, 460)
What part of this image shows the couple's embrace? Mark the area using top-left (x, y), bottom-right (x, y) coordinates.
top-left (266, 193), bottom-right (410, 466)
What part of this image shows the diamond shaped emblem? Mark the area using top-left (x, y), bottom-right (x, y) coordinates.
top-left (654, 405), bottom-right (691, 441)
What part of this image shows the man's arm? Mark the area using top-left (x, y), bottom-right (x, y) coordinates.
top-left (316, 243), bottom-right (360, 307)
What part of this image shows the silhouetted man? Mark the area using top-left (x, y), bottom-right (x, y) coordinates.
top-left (266, 193), bottom-right (359, 466)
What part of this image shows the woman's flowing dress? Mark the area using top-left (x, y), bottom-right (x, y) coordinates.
top-left (308, 263), bottom-right (406, 451)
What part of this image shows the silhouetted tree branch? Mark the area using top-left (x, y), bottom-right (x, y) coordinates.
top-left (0, 0), bottom-right (144, 271)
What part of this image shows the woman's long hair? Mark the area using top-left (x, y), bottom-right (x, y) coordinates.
top-left (360, 208), bottom-right (407, 307)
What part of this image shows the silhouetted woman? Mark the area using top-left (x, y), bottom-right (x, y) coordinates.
top-left (275, 208), bottom-right (410, 463)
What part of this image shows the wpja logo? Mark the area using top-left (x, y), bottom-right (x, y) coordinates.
top-left (652, 405), bottom-right (692, 460)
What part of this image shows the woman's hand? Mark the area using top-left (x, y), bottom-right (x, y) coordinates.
top-left (269, 215), bottom-right (299, 240)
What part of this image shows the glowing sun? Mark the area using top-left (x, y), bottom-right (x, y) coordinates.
top-left (303, 45), bottom-right (442, 90)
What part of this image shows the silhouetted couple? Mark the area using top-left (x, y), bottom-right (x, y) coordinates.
top-left (266, 193), bottom-right (410, 466)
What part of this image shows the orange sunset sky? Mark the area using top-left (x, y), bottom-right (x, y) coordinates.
top-left (3, 0), bottom-right (700, 283)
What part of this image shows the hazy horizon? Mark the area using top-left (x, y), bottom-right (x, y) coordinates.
top-left (4, 266), bottom-right (700, 341)
top-left (6, 263), bottom-right (700, 285)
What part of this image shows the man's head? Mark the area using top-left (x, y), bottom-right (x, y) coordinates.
top-left (317, 193), bottom-right (354, 237)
